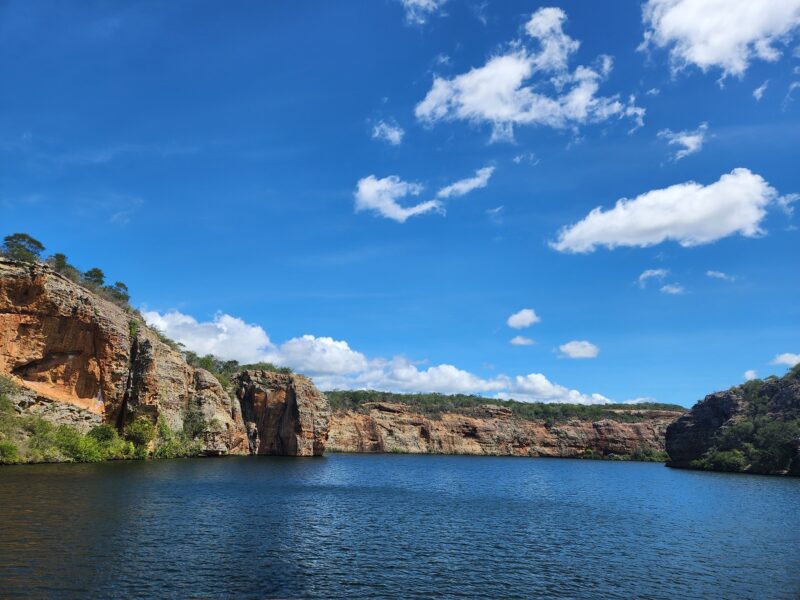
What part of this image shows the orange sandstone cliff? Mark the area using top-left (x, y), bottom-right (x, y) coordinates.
top-left (0, 258), bottom-right (329, 456)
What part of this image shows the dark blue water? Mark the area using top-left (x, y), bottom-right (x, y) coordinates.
top-left (0, 455), bottom-right (798, 599)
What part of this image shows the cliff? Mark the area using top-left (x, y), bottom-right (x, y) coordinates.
top-left (666, 366), bottom-right (800, 475)
top-left (327, 401), bottom-right (683, 459)
top-left (0, 259), bottom-right (329, 460)
top-left (235, 370), bottom-right (330, 456)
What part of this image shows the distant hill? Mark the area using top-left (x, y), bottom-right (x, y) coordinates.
top-left (666, 365), bottom-right (800, 476)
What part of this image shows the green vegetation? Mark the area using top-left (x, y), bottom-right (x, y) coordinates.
top-left (324, 389), bottom-right (683, 425)
top-left (688, 367), bottom-right (800, 474)
top-left (1, 233), bottom-right (45, 263)
top-left (0, 375), bottom-right (212, 465)
top-left (183, 352), bottom-right (292, 388)
top-left (1, 232), bottom-right (133, 309)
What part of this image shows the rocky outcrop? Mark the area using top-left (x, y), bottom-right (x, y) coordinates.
top-left (327, 402), bottom-right (682, 458)
top-left (666, 367), bottom-right (800, 475)
top-left (0, 259), bottom-right (248, 455)
top-left (235, 370), bottom-right (330, 456)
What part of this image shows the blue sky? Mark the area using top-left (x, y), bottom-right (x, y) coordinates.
top-left (2, 0), bottom-right (799, 406)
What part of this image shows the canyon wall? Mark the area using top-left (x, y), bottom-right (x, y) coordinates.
top-left (0, 259), bottom-right (329, 457)
top-left (328, 402), bottom-right (682, 458)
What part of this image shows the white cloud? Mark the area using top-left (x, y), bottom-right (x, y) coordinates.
top-left (638, 268), bottom-right (669, 288)
top-left (500, 374), bottom-right (611, 405)
top-left (552, 168), bottom-right (785, 253)
top-left (558, 340), bottom-right (599, 359)
top-left (142, 310), bottom-right (275, 364)
top-left (276, 335), bottom-right (368, 375)
top-left (371, 120), bottom-right (405, 145)
top-left (436, 166), bottom-right (495, 198)
top-left (400, 0), bottom-right (447, 24)
top-left (706, 270), bottom-right (736, 282)
top-left (753, 80), bottom-right (769, 100)
top-left (355, 166), bottom-right (497, 222)
top-left (658, 122), bottom-right (708, 160)
top-left (772, 352), bottom-right (800, 366)
top-left (660, 283), bottom-right (685, 295)
top-left (354, 175), bottom-right (442, 223)
top-left (640, 0), bottom-right (800, 78)
top-left (510, 335), bottom-right (535, 346)
top-left (507, 308), bottom-right (540, 329)
top-left (512, 152), bottom-right (540, 165)
top-left (415, 7), bottom-right (644, 141)
top-left (744, 369), bottom-right (758, 381)
top-left (143, 309), bottom-right (614, 404)
top-left (646, 87), bottom-right (660, 96)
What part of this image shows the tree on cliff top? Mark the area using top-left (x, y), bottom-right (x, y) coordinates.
top-left (83, 268), bottom-right (106, 287)
top-left (1, 233), bottom-right (44, 263)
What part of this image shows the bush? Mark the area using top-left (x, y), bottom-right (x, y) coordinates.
top-left (704, 449), bottom-right (748, 472)
top-left (53, 426), bottom-right (105, 462)
top-left (125, 417), bottom-right (156, 457)
top-left (0, 440), bottom-right (19, 463)
top-left (151, 417), bottom-right (202, 459)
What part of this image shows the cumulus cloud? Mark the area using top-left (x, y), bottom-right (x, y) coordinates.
top-left (638, 268), bottom-right (669, 288)
top-left (371, 120), bottom-right (405, 145)
top-left (415, 6), bottom-right (644, 141)
top-left (552, 168), bottom-right (785, 253)
top-left (707, 270), bottom-right (736, 282)
top-left (753, 80), bottom-right (769, 100)
top-left (500, 373), bottom-right (611, 405)
top-left (507, 308), bottom-right (540, 329)
top-left (772, 352), bottom-right (800, 366)
top-left (510, 335), bottom-right (535, 346)
top-left (558, 340), bottom-right (599, 359)
top-left (354, 175), bottom-right (441, 222)
top-left (658, 122), bottom-right (708, 160)
top-left (640, 0), bottom-right (800, 78)
top-left (142, 310), bottom-right (276, 364)
top-left (143, 309), bottom-right (614, 404)
top-left (744, 369), bottom-right (758, 381)
top-left (400, 0), bottom-right (447, 24)
top-left (436, 166), bottom-right (495, 198)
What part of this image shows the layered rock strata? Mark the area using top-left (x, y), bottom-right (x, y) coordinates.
top-left (327, 402), bottom-right (682, 458)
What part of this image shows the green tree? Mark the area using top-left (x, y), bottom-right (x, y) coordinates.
top-left (125, 417), bottom-right (156, 458)
top-left (48, 252), bottom-right (69, 272)
top-left (105, 281), bottom-right (130, 305)
top-left (82, 267), bottom-right (106, 287)
top-left (1, 233), bottom-right (45, 263)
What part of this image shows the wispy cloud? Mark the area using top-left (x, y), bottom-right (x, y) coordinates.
top-left (658, 122), bottom-right (708, 160)
top-left (371, 120), bottom-right (405, 145)
top-left (706, 270), bottom-right (736, 282)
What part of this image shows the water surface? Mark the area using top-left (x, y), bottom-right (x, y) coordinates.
top-left (1, 455), bottom-right (798, 599)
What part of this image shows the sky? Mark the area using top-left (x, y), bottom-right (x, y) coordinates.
top-left (1, 0), bottom-right (799, 407)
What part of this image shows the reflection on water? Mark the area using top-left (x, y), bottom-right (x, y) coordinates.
top-left (1, 455), bottom-right (799, 599)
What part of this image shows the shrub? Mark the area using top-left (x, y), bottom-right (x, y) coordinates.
top-left (125, 417), bottom-right (156, 457)
top-left (0, 440), bottom-right (19, 463)
top-left (705, 449), bottom-right (748, 472)
top-left (53, 426), bottom-right (104, 462)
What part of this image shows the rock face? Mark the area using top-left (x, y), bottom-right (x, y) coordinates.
top-left (235, 370), bottom-right (330, 456)
top-left (666, 368), bottom-right (800, 475)
top-left (327, 402), bottom-right (682, 458)
top-left (0, 259), bottom-right (255, 455)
